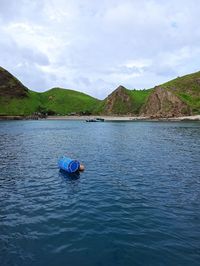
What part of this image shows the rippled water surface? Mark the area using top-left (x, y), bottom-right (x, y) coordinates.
top-left (0, 120), bottom-right (200, 266)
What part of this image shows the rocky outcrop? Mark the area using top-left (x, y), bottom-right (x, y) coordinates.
top-left (141, 87), bottom-right (191, 117)
top-left (0, 64), bottom-right (199, 117)
top-left (0, 67), bottom-right (28, 98)
top-left (103, 85), bottom-right (134, 114)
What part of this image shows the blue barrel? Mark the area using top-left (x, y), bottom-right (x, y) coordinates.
top-left (58, 156), bottom-right (80, 173)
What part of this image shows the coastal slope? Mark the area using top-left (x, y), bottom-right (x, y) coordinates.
top-left (95, 85), bottom-right (151, 115)
top-left (0, 66), bottom-right (40, 115)
top-left (140, 86), bottom-right (191, 118)
top-left (0, 66), bottom-right (200, 117)
top-left (39, 87), bottom-right (99, 115)
top-left (0, 66), bottom-right (28, 98)
top-left (0, 67), bottom-right (99, 116)
top-left (141, 72), bottom-right (200, 117)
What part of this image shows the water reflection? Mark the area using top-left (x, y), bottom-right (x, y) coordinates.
top-left (59, 169), bottom-right (80, 181)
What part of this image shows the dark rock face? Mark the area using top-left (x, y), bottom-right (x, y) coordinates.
top-left (140, 87), bottom-right (191, 117)
top-left (0, 67), bottom-right (28, 98)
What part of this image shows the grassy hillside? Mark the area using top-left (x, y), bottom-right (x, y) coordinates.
top-left (0, 66), bottom-right (39, 115)
top-left (0, 66), bottom-right (100, 116)
top-left (160, 72), bottom-right (200, 114)
top-left (0, 90), bottom-right (41, 115)
top-left (127, 89), bottom-right (152, 114)
top-left (0, 88), bottom-right (100, 116)
top-left (39, 88), bottom-right (99, 115)
top-left (0, 65), bottom-right (200, 116)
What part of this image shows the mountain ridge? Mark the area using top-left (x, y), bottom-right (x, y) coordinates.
top-left (0, 66), bottom-right (199, 117)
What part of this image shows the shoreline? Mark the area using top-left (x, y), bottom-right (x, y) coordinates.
top-left (47, 115), bottom-right (200, 122)
top-left (0, 115), bottom-right (200, 122)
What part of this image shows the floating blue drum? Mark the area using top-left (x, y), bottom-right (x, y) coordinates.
top-left (58, 156), bottom-right (80, 173)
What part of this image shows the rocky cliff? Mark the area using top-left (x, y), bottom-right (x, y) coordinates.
top-left (102, 85), bottom-right (135, 115)
top-left (0, 67), bottom-right (28, 98)
top-left (0, 65), bottom-right (199, 117)
top-left (140, 86), bottom-right (191, 117)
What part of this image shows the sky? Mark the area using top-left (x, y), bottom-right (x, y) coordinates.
top-left (1, 0), bottom-right (200, 99)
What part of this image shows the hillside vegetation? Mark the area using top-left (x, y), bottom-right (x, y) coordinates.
top-left (0, 66), bottom-right (200, 116)
top-left (0, 90), bottom-right (41, 115)
top-left (0, 88), bottom-right (99, 116)
top-left (0, 67), bottom-right (99, 116)
top-left (95, 86), bottom-right (151, 115)
top-left (40, 88), bottom-right (99, 115)
top-left (160, 72), bottom-right (200, 114)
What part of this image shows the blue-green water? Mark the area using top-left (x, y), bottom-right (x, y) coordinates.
top-left (0, 120), bottom-right (200, 266)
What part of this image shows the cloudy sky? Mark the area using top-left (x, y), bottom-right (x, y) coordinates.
top-left (1, 0), bottom-right (200, 99)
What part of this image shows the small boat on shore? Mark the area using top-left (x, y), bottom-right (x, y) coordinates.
top-left (96, 118), bottom-right (104, 122)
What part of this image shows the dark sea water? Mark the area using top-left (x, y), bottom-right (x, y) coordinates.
top-left (0, 120), bottom-right (200, 266)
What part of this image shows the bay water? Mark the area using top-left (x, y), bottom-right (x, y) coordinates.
top-left (0, 120), bottom-right (200, 266)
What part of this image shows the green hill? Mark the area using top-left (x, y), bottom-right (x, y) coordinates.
top-left (94, 72), bottom-right (200, 116)
top-left (0, 88), bottom-right (99, 116)
top-left (0, 66), bottom-right (200, 117)
top-left (94, 86), bottom-right (151, 115)
top-left (39, 87), bottom-right (99, 115)
top-left (0, 67), bottom-right (99, 116)
top-left (0, 66), bottom-right (28, 98)
top-left (159, 72), bottom-right (200, 114)
top-left (0, 90), bottom-right (42, 116)
top-left (0, 67), bottom-right (39, 115)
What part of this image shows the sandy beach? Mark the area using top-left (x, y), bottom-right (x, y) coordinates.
top-left (1, 115), bottom-right (199, 121)
top-left (46, 115), bottom-right (200, 121)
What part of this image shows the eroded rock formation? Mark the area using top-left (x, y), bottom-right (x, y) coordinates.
top-left (104, 85), bottom-right (133, 114)
top-left (140, 87), bottom-right (191, 117)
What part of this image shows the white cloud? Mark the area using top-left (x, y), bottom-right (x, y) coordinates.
top-left (0, 0), bottom-right (200, 99)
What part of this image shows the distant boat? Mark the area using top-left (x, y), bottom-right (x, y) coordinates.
top-left (96, 118), bottom-right (104, 122)
top-left (86, 118), bottom-right (105, 122)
